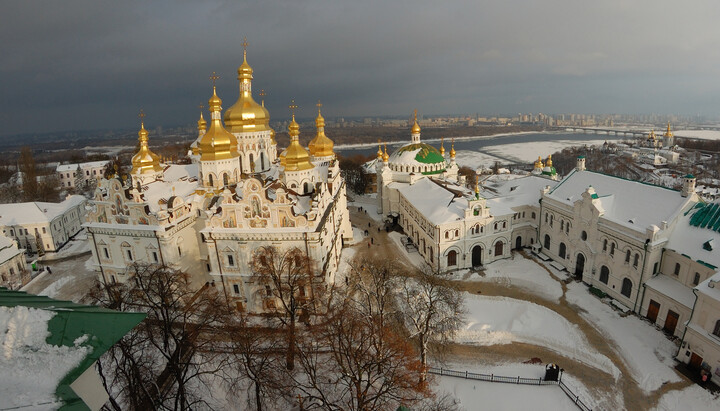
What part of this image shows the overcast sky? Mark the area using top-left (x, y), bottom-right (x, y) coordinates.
top-left (1, 0), bottom-right (719, 136)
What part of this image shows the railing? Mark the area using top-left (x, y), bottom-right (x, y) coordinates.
top-left (428, 366), bottom-right (592, 411)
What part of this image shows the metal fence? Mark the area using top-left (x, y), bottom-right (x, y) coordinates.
top-left (427, 366), bottom-right (592, 411)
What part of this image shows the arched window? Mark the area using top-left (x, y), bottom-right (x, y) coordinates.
top-left (494, 223), bottom-right (498, 230)
top-left (633, 253), bottom-right (640, 268)
top-left (304, 182), bottom-right (311, 194)
top-left (550, 215), bottom-right (554, 227)
top-left (561, 221), bottom-right (564, 231)
top-left (544, 235), bottom-right (551, 250)
top-left (545, 213), bottom-right (548, 223)
top-left (693, 272), bottom-right (701, 286)
top-left (445, 232), bottom-right (449, 239)
top-left (625, 250), bottom-right (631, 263)
top-left (581, 231), bottom-right (587, 241)
top-left (447, 250), bottom-right (457, 266)
top-left (208, 174), bottom-right (214, 187)
top-left (565, 224), bottom-right (569, 234)
top-left (559, 242), bottom-right (566, 259)
top-left (473, 207), bottom-right (480, 216)
top-left (713, 320), bottom-right (720, 338)
top-left (494, 241), bottom-right (504, 256)
top-left (455, 229), bottom-right (459, 237)
top-left (603, 239), bottom-right (608, 252)
top-left (223, 173), bottom-right (229, 186)
top-left (621, 278), bottom-right (632, 298)
top-left (610, 242), bottom-right (616, 256)
top-left (532, 212), bottom-right (536, 219)
top-left (599, 266), bottom-right (609, 284)
top-left (674, 263), bottom-right (681, 275)
top-left (502, 221), bottom-right (507, 229)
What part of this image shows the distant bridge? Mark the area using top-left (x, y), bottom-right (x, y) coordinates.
top-left (550, 126), bottom-right (647, 137)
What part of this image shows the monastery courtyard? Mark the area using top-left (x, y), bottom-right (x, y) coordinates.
top-left (346, 194), bottom-right (717, 410)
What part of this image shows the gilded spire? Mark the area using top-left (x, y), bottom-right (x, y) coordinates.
top-left (664, 122), bottom-right (673, 137)
top-left (450, 138), bottom-right (456, 159)
top-left (475, 175), bottom-right (480, 199)
top-left (546, 155), bottom-right (553, 167)
top-left (383, 143), bottom-right (389, 162)
top-left (259, 89), bottom-right (266, 107)
top-left (440, 137), bottom-right (445, 156)
top-left (199, 75), bottom-right (240, 161)
top-left (411, 109), bottom-right (421, 134)
top-left (308, 100), bottom-right (334, 157)
top-left (197, 104), bottom-right (207, 132)
top-left (377, 139), bottom-right (383, 159)
top-left (224, 37), bottom-right (270, 132)
top-left (131, 110), bottom-right (163, 175)
top-left (284, 100), bottom-right (314, 171)
top-left (534, 156), bottom-right (544, 169)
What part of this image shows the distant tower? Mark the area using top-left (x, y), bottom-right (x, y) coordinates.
top-left (682, 174), bottom-right (696, 197)
top-left (576, 155), bottom-right (586, 172)
top-left (410, 109), bottom-right (421, 144)
top-left (663, 123), bottom-right (674, 147)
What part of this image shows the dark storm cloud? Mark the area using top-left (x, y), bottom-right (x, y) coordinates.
top-left (1, 0), bottom-right (719, 136)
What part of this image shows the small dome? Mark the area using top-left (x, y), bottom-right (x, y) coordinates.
top-left (199, 88), bottom-right (239, 161)
top-left (308, 108), bottom-right (334, 158)
top-left (284, 116), bottom-right (314, 171)
top-left (131, 120), bottom-right (163, 175)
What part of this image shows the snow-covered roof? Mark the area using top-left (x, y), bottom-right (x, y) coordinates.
top-left (697, 272), bottom-right (720, 302)
top-left (666, 202), bottom-right (720, 270)
top-left (56, 160), bottom-right (109, 172)
top-left (0, 234), bottom-right (21, 264)
top-left (547, 169), bottom-right (691, 230)
top-left (396, 178), bottom-right (467, 225)
top-left (0, 195), bottom-right (86, 226)
top-left (141, 164), bottom-right (200, 214)
top-left (645, 275), bottom-right (696, 308)
top-left (485, 175), bottom-right (557, 216)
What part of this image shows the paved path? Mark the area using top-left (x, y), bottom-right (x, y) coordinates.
top-left (21, 253), bottom-right (97, 303)
top-left (346, 206), bottom-right (692, 410)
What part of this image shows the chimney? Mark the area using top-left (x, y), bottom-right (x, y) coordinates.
top-left (681, 174), bottom-right (696, 197)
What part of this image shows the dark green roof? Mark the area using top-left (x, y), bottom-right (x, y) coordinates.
top-left (688, 202), bottom-right (720, 232)
top-left (0, 287), bottom-right (146, 410)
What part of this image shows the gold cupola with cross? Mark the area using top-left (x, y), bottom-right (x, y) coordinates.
top-left (308, 101), bottom-right (335, 158)
top-left (131, 110), bottom-right (163, 175)
top-left (283, 101), bottom-right (314, 172)
top-left (199, 73), bottom-right (239, 161)
top-left (224, 37), bottom-right (270, 133)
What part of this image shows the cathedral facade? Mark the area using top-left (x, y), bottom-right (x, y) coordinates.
top-left (85, 47), bottom-right (352, 312)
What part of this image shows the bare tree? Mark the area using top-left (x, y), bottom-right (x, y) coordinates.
top-left (293, 284), bottom-right (430, 411)
top-left (91, 264), bottom-right (233, 410)
top-left (397, 267), bottom-right (465, 381)
top-left (19, 147), bottom-right (37, 201)
top-left (226, 311), bottom-right (284, 411)
top-left (250, 246), bottom-right (315, 371)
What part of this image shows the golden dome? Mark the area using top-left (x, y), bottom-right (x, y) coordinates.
top-left (131, 116), bottom-right (163, 175)
top-left (383, 144), bottom-right (389, 162)
top-left (284, 113), bottom-right (314, 171)
top-left (534, 156), bottom-right (544, 169)
top-left (664, 123), bottom-right (673, 137)
top-left (546, 155), bottom-right (553, 167)
top-left (197, 111), bottom-right (207, 131)
top-left (440, 138), bottom-right (445, 156)
top-left (411, 119), bottom-right (421, 134)
top-left (377, 142), bottom-right (383, 159)
top-left (199, 87), bottom-right (240, 161)
top-left (308, 104), bottom-right (335, 158)
top-left (450, 138), bottom-right (456, 158)
top-left (279, 149), bottom-right (287, 167)
top-left (270, 128), bottom-right (277, 145)
top-left (224, 45), bottom-right (270, 133)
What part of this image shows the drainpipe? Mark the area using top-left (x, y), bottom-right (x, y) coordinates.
top-left (676, 288), bottom-right (699, 358)
top-left (89, 231), bottom-right (108, 287)
top-left (210, 233), bottom-right (228, 301)
top-left (155, 230), bottom-right (165, 266)
top-left (633, 239), bottom-right (651, 313)
top-left (537, 199), bottom-right (543, 246)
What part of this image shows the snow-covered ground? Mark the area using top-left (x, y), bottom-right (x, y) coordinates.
top-left (564, 282), bottom-right (682, 394)
top-left (482, 139), bottom-right (620, 163)
top-left (674, 130), bottom-right (720, 141)
top-left (653, 384), bottom-right (720, 410)
top-left (457, 293), bottom-right (619, 378)
top-left (348, 193), bottom-right (385, 222)
top-left (387, 231), bottom-right (427, 269)
top-left (433, 362), bottom-right (597, 411)
top-left (454, 151), bottom-right (506, 169)
top-left (449, 254), bottom-right (565, 302)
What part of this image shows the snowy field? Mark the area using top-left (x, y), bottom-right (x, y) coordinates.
top-left (347, 193), bottom-right (385, 223)
top-left (457, 293), bottom-right (619, 377)
top-left (674, 130), bottom-right (720, 141)
top-left (653, 385), bottom-right (720, 411)
top-left (482, 139), bottom-right (619, 163)
top-left (454, 151), bottom-right (506, 169)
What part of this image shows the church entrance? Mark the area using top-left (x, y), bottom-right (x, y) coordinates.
top-left (574, 253), bottom-right (585, 281)
top-left (472, 245), bottom-right (483, 268)
top-left (515, 236), bottom-right (522, 250)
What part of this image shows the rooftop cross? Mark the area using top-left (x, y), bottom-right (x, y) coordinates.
top-left (242, 36), bottom-right (249, 56)
top-left (138, 109), bottom-right (145, 125)
top-left (316, 100), bottom-right (322, 113)
top-left (209, 71), bottom-right (220, 87)
top-left (289, 99), bottom-right (298, 119)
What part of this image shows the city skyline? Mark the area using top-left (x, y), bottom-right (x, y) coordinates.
top-left (2, 0), bottom-right (720, 137)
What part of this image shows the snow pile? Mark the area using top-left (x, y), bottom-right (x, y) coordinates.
top-left (652, 385), bottom-right (720, 410)
top-left (565, 283), bottom-right (681, 393)
top-left (38, 276), bottom-right (73, 298)
top-left (457, 294), bottom-right (619, 377)
top-left (0, 306), bottom-right (89, 410)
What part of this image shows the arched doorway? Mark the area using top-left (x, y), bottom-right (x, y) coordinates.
top-left (544, 234), bottom-right (551, 250)
top-left (472, 245), bottom-right (483, 267)
top-left (515, 236), bottom-right (522, 250)
top-left (559, 242), bottom-right (566, 259)
top-left (575, 253), bottom-right (585, 280)
top-left (494, 241), bottom-right (504, 256)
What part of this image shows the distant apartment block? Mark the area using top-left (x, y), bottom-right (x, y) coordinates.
top-left (57, 161), bottom-right (110, 188)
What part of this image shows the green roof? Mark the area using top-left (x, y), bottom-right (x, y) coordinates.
top-left (688, 202), bottom-right (720, 232)
top-left (396, 143), bottom-right (446, 164)
top-left (0, 287), bottom-right (146, 410)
